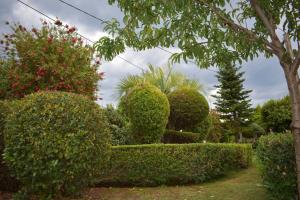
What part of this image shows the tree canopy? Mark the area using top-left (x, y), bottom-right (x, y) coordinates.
top-left (95, 0), bottom-right (299, 68)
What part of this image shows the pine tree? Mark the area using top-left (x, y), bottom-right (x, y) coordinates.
top-left (212, 65), bottom-right (253, 142)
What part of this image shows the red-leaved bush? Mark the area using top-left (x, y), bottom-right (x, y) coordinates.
top-left (0, 20), bottom-right (103, 100)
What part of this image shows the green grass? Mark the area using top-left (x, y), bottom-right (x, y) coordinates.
top-left (82, 166), bottom-right (269, 200)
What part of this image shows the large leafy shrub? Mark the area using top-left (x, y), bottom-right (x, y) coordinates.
top-left (0, 100), bottom-right (19, 192)
top-left (168, 87), bottom-right (209, 131)
top-left (256, 133), bottom-right (297, 200)
top-left (261, 96), bottom-right (292, 132)
top-left (0, 21), bottom-right (102, 100)
top-left (162, 130), bottom-right (200, 144)
top-left (3, 92), bottom-right (111, 199)
top-left (127, 83), bottom-right (170, 144)
top-left (97, 143), bottom-right (252, 186)
top-left (104, 104), bottom-right (131, 145)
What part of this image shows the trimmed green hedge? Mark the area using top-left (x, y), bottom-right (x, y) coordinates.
top-left (162, 130), bottom-right (199, 143)
top-left (97, 143), bottom-right (252, 186)
top-left (256, 133), bottom-right (297, 200)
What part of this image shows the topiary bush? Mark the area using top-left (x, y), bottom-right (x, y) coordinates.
top-left (3, 92), bottom-right (111, 199)
top-left (127, 83), bottom-right (170, 144)
top-left (97, 143), bottom-right (252, 186)
top-left (0, 100), bottom-right (19, 192)
top-left (162, 130), bottom-right (200, 144)
top-left (0, 21), bottom-right (102, 100)
top-left (168, 87), bottom-right (209, 131)
top-left (256, 133), bottom-right (297, 200)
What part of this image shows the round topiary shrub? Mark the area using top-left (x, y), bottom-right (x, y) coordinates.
top-left (3, 92), bottom-right (111, 199)
top-left (168, 87), bottom-right (209, 131)
top-left (127, 83), bottom-right (170, 144)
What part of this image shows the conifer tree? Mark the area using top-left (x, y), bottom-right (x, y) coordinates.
top-left (212, 65), bottom-right (253, 142)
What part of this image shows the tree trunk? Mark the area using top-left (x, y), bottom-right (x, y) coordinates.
top-left (282, 63), bottom-right (300, 199)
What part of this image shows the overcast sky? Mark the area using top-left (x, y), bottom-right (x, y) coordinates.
top-left (0, 0), bottom-right (289, 107)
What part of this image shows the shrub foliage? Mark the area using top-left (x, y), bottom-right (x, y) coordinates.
top-left (98, 143), bottom-right (252, 186)
top-left (261, 96), bottom-right (292, 132)
top-left (104, 104), bottom-right (131, 145)
top-left (3, 92), bottom-right (111, 199)
top-left (162, 130), bottom-right (200, 144)
top-left (127, 83), bottom-right (170, 144)
top-left (0, 21), bottom-right (102, 100)
top-left (0, 101), bottom-right (19, 192)
top-left (168, 87), bottom-right (209, 131)
top-left (256, 133), bottom-right (297, 200)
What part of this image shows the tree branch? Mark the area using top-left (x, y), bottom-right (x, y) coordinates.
top-left (249, 0), bottom-right (283, 55)
top-left (197, 0), bottom-right (275, 55)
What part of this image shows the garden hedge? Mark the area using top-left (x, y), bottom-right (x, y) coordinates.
top-left (3, 92), bottom-right (111, 199)
top-left (97, 143), bottom-right (252, 186)
top-left (256, 133), bottom-right (297, 200)
top-left (162, 130), bottom-right (200, 143)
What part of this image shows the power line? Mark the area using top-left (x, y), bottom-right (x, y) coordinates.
top-left (15, 0), bottom-right (145, 72)
top-left (55, 0), bottom-right (217, 73)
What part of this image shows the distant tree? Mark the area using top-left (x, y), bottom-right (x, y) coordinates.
top-left (95, 1), bottom-right (300, 195)
top-left (212, 65), bottom-right (253, 142)
top-left (251, 105), bottom-right (263, 127)
top-left (261, 96), bottom-right (292, 132)
top-left (206, 110), bottom-right (223, 143)
top-left (0, 21), bottom-right (102, 100)
top-left (116, 64), bottom-right (205, 98)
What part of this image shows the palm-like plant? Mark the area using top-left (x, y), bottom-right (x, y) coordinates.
top-left (116, 64), bottom-right (205, 98)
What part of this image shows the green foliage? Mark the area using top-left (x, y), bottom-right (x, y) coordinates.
top-left (127, 83), bottom-right (170, 144)
top-left (242, 123), bottom-right (265, 138)
top-left (256, 133), bottom-right (297, 200)
top-left (98, 143), bottom-right (252, 186)
top-left (0, 101), bottom-right (19, 192)
top-left (162, 130), bottom-right (200, 144)
top-left (193, 115), bottom-right (212, 141)
top-left (104, 104), bottom-right (131, 145)
top-left (95, 1), bottom-right (299, 67)
top-left (261, 96), bottom-right (292, 132)
top-left (212, 65), bottom-right (253, 141)
top-left (0, 21), bottom-right (101, 100)
top-left (116, 64), bottom-right (205, 98)
top-left (207, 110), bottom-right (223, 143)
top-left (168, 87), bottom-right (209, 131)
top-left (3, 92), bottom-right (111, 199)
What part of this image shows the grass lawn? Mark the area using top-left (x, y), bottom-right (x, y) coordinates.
top-left (0, 165), bottom-right (269, 200)
top-left (82, 166), bottom-right (269, 200)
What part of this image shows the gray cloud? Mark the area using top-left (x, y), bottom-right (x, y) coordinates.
top-left (0, 0), bottom-right (289, 108)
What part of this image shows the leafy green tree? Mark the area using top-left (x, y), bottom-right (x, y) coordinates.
top-left (95, 0), bottom-right (300, 195)
top-left (251, 105), bottom-right (263, 127)
top-left (116, 64), bottom-right (204, 98)
top-left (261, 96), bottom-right (292, 132)
top-left (212, 65), bottom-right (253, 142)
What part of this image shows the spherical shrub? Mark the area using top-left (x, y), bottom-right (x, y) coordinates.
top-left (3, 92), bottom-right (111, 199)
top-left (127, 83), bottom-right (170, 144)
top-left (168, 87), bottom-right (209, 131)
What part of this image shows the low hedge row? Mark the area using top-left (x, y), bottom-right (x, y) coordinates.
top-left (256, 133), bottom-right (297, 200)
top-left (162, 130), bottom-right (199, 143)
top-left (97, 143), bottom-right (252, 186)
